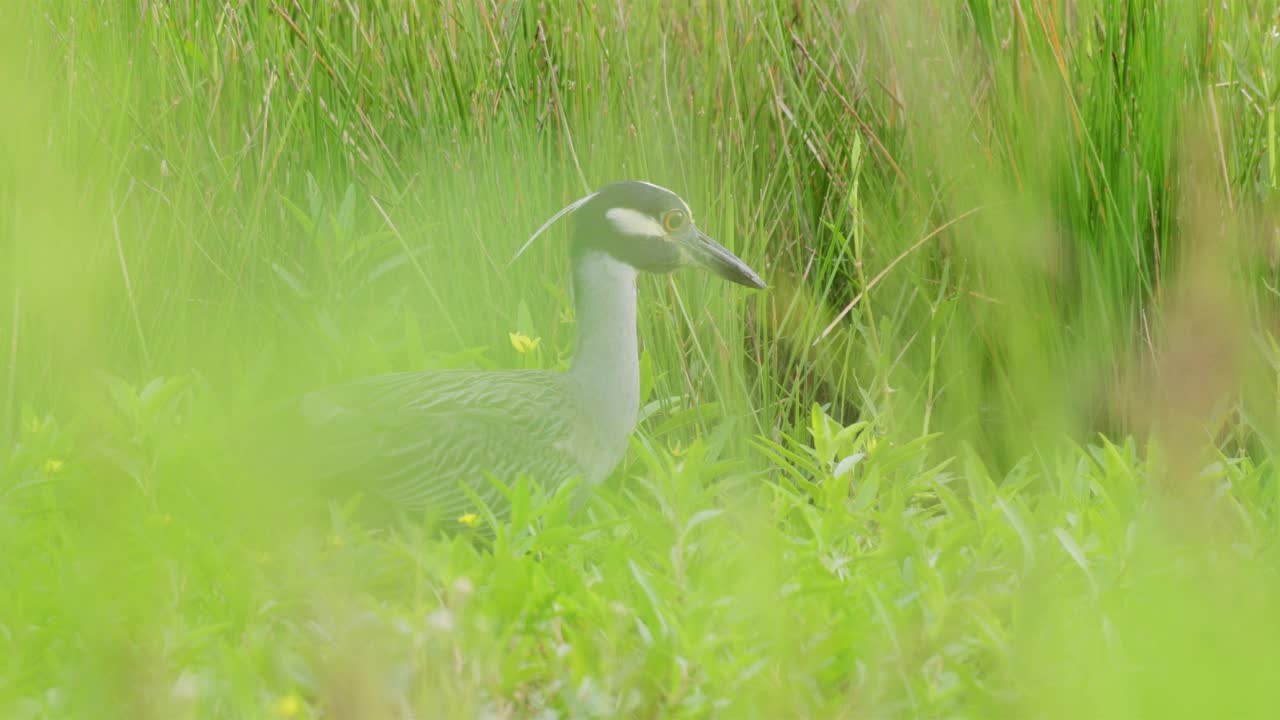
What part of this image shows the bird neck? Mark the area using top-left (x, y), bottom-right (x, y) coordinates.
top-left (568, 249), bottom-right (641, 433)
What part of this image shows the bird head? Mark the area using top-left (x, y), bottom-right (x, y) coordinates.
top-left (569, 181), bottom-right (766, 289)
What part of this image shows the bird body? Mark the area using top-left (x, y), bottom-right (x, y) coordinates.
top-left (288, 181), bottom-right (764, 523)
top-left (297, 369), bottom-right (588, 519)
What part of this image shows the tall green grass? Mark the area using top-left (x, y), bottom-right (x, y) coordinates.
top-left (3, 1), bottom-right (1280, 717)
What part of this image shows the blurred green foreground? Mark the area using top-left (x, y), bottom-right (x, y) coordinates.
top-left (3, 1), bottom-right (1280, 717)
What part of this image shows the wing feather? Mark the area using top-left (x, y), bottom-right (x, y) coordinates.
top-left (283, 369), bottom-right (585, 519)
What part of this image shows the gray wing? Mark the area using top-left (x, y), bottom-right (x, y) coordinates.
top-left (288, 369), bottom-right (585, 519)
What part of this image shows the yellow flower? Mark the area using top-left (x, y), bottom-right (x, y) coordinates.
top-left (42, 459), bottom-right (64, 474)
top-left (457, 512), bottom-right (480, 527)
top-left (26, 417), bottom-right (44, 434)
top-left (273, 692), bottom-right (303, 718)
top-left (508, 331), bottom-right (541, 355)
top-left (328, 534), bottom-right (344, 549)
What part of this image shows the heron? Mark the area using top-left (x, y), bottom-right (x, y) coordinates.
top-left (284, 181), bottom-right (766, 526)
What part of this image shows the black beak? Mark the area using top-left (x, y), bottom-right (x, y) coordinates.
top-left (686, 228), bottom-right (767, 289)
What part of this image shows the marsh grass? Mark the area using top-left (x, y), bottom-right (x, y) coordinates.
top-left (3, 1), bottom-right (1280, 717)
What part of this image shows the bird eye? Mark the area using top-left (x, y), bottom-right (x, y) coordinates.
top-left (662, 210), bottom-right (687, 233)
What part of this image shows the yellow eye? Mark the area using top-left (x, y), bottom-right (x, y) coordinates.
top-left (662, 209), bottom-right (687, 233)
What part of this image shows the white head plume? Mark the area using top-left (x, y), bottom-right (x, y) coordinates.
top-left (509, 192), bottom-right (598, 266)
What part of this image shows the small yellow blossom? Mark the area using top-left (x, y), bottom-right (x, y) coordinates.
top-left (508, 331), bottom-right (541, 355)
top-left (452, 576), bottom-right (474, 597)
top-left (457, 512), bottom-right (480, 527)
top-left (42, 459), bottom-right (64, 474)
top-left (27, 417), bottom-right (44, 434)
top-left (328, 534), bottom-right (344, 549)
top-left (273, 692), bottom-right (303, 718)
top-left (669, 442), bottom-right (686, 457)
top-left (428, 607), bottom-right (455, 632)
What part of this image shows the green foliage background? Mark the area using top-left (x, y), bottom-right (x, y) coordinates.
top-left (3, 1), bottom-right (1280, 717)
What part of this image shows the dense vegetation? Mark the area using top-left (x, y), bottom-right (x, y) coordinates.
top-left (3, 1), bottom-right (1280, 717)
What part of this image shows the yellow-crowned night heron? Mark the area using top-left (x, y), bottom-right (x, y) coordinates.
top-left (290, 181), bottom-right (765, 522)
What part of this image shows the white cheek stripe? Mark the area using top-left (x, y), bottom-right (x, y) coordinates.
top-left (606, 207), bottom-right (666, 237)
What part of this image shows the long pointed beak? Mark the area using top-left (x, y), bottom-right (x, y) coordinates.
top-left (685, 228), bottom-right (767, 289)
